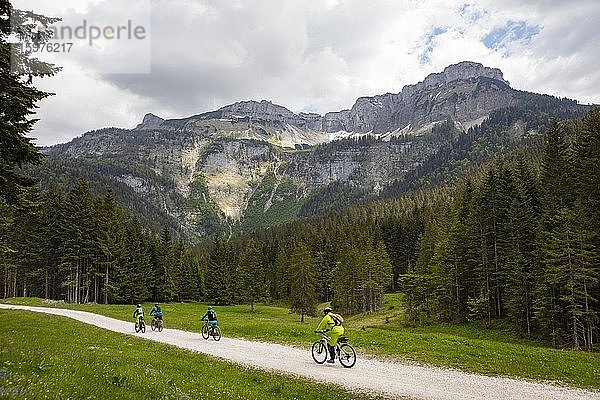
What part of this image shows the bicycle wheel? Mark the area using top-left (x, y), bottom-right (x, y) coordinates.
top-left (338, 343), bottom-right (356, 368)
top-left (135, 322), bottom-right (140, 333)
top-left (201, 324), bottom-right (209, 339)
top-left (158, 320), bottom-right (163, 332)
top-left (151, 319), bottom-right (157, 331)
top-left (140, 321), bottom-right (146, 333)
top-left (311, 341), bottom-right (327, 364)
top-left (212, 326), bottom-right (221, 341)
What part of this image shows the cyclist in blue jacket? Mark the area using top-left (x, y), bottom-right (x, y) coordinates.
top-left (201, 306), bottom-right (218, 334)
top-left (150, 303), bottom-right (163, 321)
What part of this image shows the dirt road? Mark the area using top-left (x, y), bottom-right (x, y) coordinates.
top-left (1, 304), bottom-right (598, 400)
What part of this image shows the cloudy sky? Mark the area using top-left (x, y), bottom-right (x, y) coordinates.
top-left (14, 0), bottom-right (600, 146)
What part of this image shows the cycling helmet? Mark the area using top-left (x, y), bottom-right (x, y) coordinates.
top-left (323, 307), bottom-right (332, 314)
top-left (137, 304), bottom-right (141, 307)
top-left (208, 306), bottom-right (213, 310)
top-left (154, 303), bottom-right (159, 306)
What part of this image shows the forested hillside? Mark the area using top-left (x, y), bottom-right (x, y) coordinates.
top-left (21, 66), bottom-right (588, 242)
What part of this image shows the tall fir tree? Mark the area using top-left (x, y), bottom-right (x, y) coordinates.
top-left (237, 239), bottom-right (267, 312)
top-left (289, 241), bottom-right (318, 322)
top-left (206, 236), bottom-right (236, 305)
top-left (0, 1), bottom-right (59, 205)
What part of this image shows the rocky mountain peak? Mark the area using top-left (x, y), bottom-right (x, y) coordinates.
top-left (217, 100), bottom-right (296, 118)
top-left (136, 113), bottom-right (165, 130)
top-left (423, 61), bottom-right (509, 88)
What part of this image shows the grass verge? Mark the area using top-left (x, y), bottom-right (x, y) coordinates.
top-left (0, 310), bottom-right (379, 400)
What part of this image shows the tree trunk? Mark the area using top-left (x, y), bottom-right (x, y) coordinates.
top-left (45, 265), bottom-right (49, 299)
top-left (493, 220), bottom-right (501, 317)
top-left (76, 261), bottom-right (80, 304)
top-left (104, 262), bottom-right (109, 304)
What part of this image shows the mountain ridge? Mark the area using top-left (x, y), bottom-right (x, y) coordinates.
top-left (132, 61), bottom-right (514, 138)
top-left (39, 61), bottom-right (591, 241)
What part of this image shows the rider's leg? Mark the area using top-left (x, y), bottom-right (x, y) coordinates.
top-left (328, 326), bottom-right (343, 362)
top-left (327, 345), bottom-right (336, 363)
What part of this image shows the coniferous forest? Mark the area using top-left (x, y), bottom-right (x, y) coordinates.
top-left (1, 110), bottom-right (598, 350)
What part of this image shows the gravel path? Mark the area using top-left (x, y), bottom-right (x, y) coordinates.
top-left (1, 304), bottom-right (598, 400)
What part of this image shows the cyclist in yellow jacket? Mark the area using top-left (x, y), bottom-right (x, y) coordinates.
top-left (315, 307), bottom-right (344, 363)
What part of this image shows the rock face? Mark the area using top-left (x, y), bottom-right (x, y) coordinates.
top-left (321, 61), bottom-right (513, 133)
top-left (157, 61), bottom-right (513, 136)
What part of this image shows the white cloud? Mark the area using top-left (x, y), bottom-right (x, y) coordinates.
top-left (31, 62), bottom-right (151, 145)
top-left (15, 0), bottom-right (600, 146)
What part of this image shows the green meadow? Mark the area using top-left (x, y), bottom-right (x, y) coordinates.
top-left (2, 294), bottom-right (599, 389)
top-left (0, 310), bottom-right (380, 400)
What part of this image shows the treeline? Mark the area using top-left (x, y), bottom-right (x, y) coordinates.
top-left (203, 220), bottom-right (394, 316)
top-left (0, 178), bottom-right (394, 316)
top-left (400, 110), bottom-right (599, 350)
top-left (1, 179), bottom-right (201, 304)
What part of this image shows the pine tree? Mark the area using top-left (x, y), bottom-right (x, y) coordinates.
top-left (237, 239), bottom-right (267, 312)
top-left (401, 216), bottom-right (437, 323)
top-left (535, 120), bottom-right (575, 345)
top-left (97, 189), bottom-right (127, 304)
top-left (289, 241), bottom-right (318, 322)
top-left (59, 178), bottom-right (96, 303)
top-left (34, 182), bottom-right (64, 299)
top-left (502, 157), bottom-right (538, 336)
top-left (272, 241), bottom-right (291, 301)
top-left (206, 236), bottom-right (236, 305)
top-left (1, 2), bottom-right (59, 297)
top-left (123, 217), bottom-right (152, 303)
top-left (333, 241), bottom-right (360, 315)
top-left (368, 240), bottom-right (393, 312)
top-left (572, 110), bottom-right (600, 350)
top-left (429, 203), bottom-right (463, 322)
top-left (157, 226), bottom-right (177, 301)
top-left (0, 1), bottom-right (59, 205)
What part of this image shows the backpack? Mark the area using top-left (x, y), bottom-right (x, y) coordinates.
top-left (330, 312), bottom-right (344, 326)
top-left (207, 309), bottom-right (216, 320)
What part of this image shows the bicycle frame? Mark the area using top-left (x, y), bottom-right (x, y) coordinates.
top-left (317, 332), bottom-right (341, 355)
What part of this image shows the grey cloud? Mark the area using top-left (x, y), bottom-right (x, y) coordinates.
top-left (25, 0), bottom-right (600, 146)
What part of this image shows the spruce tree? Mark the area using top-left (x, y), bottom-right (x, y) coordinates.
top-left (289, 241), bottom-right (318, 322)
top-left (0, 1), bottom-right (59, 205)
top-left (97, 189), bottom-right (127, 304)
top-left (157, 226), bottom-right (177, 301)
top-left (206, 236), bottom-right (236, 305)
top-left (59, 178), bottom-right (95, 303)
top-left (237, 239), bottom-right (266, 312)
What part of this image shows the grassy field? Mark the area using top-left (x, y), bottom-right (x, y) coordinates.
top-left (0, 310), bottom-right (380, 400)
top-left (3, 295), bottom-right (600, 389)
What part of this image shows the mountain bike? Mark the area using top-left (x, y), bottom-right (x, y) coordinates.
top-left (312, 331), bottom-right (356, 368)
top-left (201, 320), bottom-right (221, 341)
top-left (135, 316), bottom-right (146, 333)
top-left (151, 317), bottom-right (164, 332)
